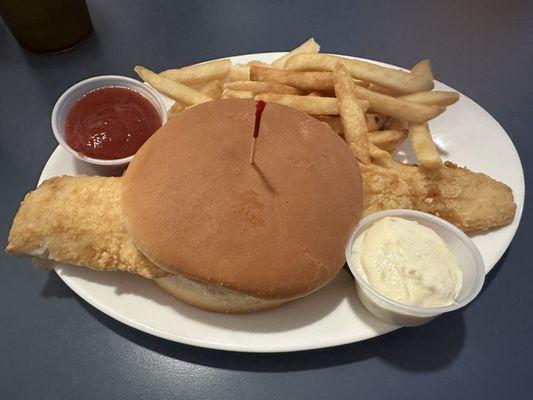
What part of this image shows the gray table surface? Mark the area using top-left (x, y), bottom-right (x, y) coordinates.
top-left (1, 1), bottom-right (532, 399)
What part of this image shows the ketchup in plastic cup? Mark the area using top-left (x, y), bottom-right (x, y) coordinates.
top-left (65, 87), bottom-right (161, 160)
top-left (52, 75), bottom-right (167, 168)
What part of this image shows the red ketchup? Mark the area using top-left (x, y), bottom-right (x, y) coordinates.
top-left (65, 87), bottom-right (161, 159)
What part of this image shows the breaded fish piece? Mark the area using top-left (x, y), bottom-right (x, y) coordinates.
top-left (6, 160), bottom-right (516, 279)
top-left (6, 175), bottom-right (168, 279)
top-left (361, 161), bottom-right (516, 232)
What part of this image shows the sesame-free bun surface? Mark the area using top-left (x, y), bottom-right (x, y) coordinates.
top-left (154, 274), bottom-right (288, 314)
top-left (122, 99), bottom-right (362, 301)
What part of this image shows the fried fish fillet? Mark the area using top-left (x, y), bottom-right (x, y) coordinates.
top-left (6, 159), bottom-right (516, 279)
top-left (6, 175), bottom-right (168, 279)
top-left (361, 161), bottom-right (516, 232)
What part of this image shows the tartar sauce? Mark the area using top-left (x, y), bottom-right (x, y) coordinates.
top-left (352, 217), bottom-right (462, 307)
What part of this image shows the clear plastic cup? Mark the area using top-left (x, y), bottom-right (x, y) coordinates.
top-left (51, 75), bottom-right (167, 168)
top-left (345, 209), bottom-right (485, 326)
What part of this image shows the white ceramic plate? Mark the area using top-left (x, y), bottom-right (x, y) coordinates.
top-left (40, 53), bottom-right (524, 352)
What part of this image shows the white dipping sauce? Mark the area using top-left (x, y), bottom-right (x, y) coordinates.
top-left (352, 217), bottom-right (462, 307)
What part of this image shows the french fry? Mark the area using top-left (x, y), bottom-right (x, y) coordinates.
top-left (250, 65), bottom-right (333, 91)
top-left (285, 54), bottom-right (434, 94)
top-left (200, 80), bottom-right (223, 99)
top-left (353, 85), bottom-right (444, 122)
top-left (316, 114), bottom-right (389, 137)
top-left (385, 118), bottom-right (408, 130)
top-left (367, 83), bottom-right (402, 97)
top-left (222, 90), bottom-right (254, 99)
top-left (247, 60), bottom-right (273, 68)
top-left (365, 113), bottom-right (388, 131)
top-left (227, 64), bottom-right (250, 81)
top-left (255, 93), bottom-right (338, 115)
top-left (313, 115), bottom-right (343, 135)
top-left (159, 59), bottom-right (231, 85)
top-left (307, 91), bottom-right (327, 97)
top-left (333, 62), bottom-right (370, 164)
top-left (134, 65), bottom-right (212, 105)
top-left (271, 37), bottom-right (320, 69)
top-left (167, 101), bottom-right (185, 120)
top-left (356, 100), bottom-right (370, 113)
top-left (369, 141), bottom-right (393, 160)
top-left (224, 80), bottom-right (301, 95)
top-left (400, 91), bottom-right (460, 107)
top-left (306, 89), bottom-right (336, 97)
top-left (367, 129), bottom-right (408, 152)
top-left (409, 123), bottom-right (442, 168)
top-left (411, 59), bottom-right (434, 81)
top-left (254, 93), bottom-right (369, 115)
top-left (250, 66), bottom-right (369, 92)
top-left (354, 80), bottom-right (372, 89)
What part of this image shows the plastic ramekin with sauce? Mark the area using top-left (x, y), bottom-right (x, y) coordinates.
top-left (51, 75), bottom-right (167, 168)
top-left (345, 209), bottom-right (485, 326)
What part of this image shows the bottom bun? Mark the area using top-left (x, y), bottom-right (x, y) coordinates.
top-left (154, 274), bottom-right (289, 314)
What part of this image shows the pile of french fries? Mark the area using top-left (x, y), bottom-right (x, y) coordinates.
top-left (135, 38), bottom-right (460, 168)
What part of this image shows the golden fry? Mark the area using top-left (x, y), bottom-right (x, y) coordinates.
top-left (134, 65), bottom-right (212, 105)
top-left (368, 141), bottom-right (394, 161)
top-left (200, 80), bottom-right (223, 99)
top-left (365, 113), bottom-right (387, 131)
top-left (227, 64), bottom-right (250, 81)
top-left (222, 89), bottom-right (254, 99)
top-left (247, 60), bottom-right (273, 68)
top-left (159, 59), bottom-right (231, 85)
top-left (306, 89), bottom-right (336, 97)
top-left (224, 80), bottom-right (301, 95)
top-left (367, 83), bottom-right (402, 97)
top-left (250, 66), bottom-right (368, 92)
top-left (353, 80), bottom-right (372, 89)
top-left (167, 101), bottom-right (185, 120)
top-left (250, 65), bottom-right (333, 91)
top-left (255, 93), bottom-right (339, 115)
top-left (409, 123), bottom-right (442, 168)
top-left (285, 54), bottom-right (434, 94)
top-left (333, 62), bottom-right (370, 164)
top-left (255, 93), bottom-right (369, 115)
top-left (357, 100), bottom-right (370, 112)
top-left (411, 59), bottom-right (434, 81)
top-left (385, 118), bottom-right (408, 130)
top-left (271, 37), bottom-right (320, 69)
top-left (353, 85), bottom-right (444, 122)
top-left (400, 91), bottom-right (460, 107)
top-left (367, 129), bottom-right (408, 152)
top-left (307, 91), bottom-right (327, 97)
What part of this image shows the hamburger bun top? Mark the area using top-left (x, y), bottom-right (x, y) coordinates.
top-left (122, 99), bottom-right (362, 300)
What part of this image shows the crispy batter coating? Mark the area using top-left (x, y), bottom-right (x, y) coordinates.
top-left (361, 161), bottom-right (516, 232)
top-left (6, 175), bottom-right (168, 279)
top-left (6, 158), bottom-right (517, 280)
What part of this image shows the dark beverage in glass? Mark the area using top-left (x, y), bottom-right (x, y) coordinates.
top-left (0, 0), bottom-right (92, 52)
